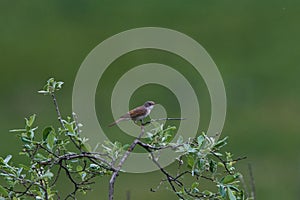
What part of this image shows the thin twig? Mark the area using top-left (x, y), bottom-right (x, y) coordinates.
top-left (248, 163), bottom-right (256, 200)
top-left (232, 156), bottom-right (247, 163)
top-left (39, 152), bottom-right (116, 171)
top-left (126, 190), bottom-right (131, 200)
top-left (151, 117), bottom-right (186, 122)
top-left (136, 140), bottom-right (183, 151)
top-left (210, 151), bottom-right (232, 174)
top-left (150, 179), bottom-right (165, 192)
top-left (142, 117), bottom-right (186, 125)
top-left (50, 92), bottom-right (82, 151)
top-left (238, 173), bottom-right (250, 199)
top-left (50, 93), bottom-right (65, 128)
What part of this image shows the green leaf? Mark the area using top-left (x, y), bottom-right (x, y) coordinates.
top-left (81, 172), bottom-right (87, 181)
top-left (197, 135), bottom-right (204, 147)
top-left (219, 185), bottom-right (226, 197)
top-left (191, 182), bottom-right (199, 190)
top-left (17, 167), bottom-right (23, 176)
top-left (64, 123), bottom-right (74, 134)
top-left (214, 136), bottom-right (228, 149)
top-left (0, 185), bottom-right (8, 197)
top-left (39, 170), bottom-right (53, 180)
top-left (81, 143), bottom-right (92, 152)
top-left (46, 131), bottom-right (56, 150)
top-left (187, 155), bottom-right (195, 168)
top-left (76, 165), bottom-right (83, 172)
top-left (47, 78), bottom-right (55, 84)
top-left (55, 81), bottom-right (64, 90)
top-left (227, 187), bottom-right (237, 200)
top-left (38, 90), bottom-right (49, 94)
top-left (27, 129), bottom-right (35, 140)
top-left (19, 164), bottom-right (30, 171)
top-left (197, 158), bottom-right (206, 170)
top-left (9, 128), bottom-right (26, 133)
top-left (213, 152), bottom-right (223, 157)
top-left (21, 136), bottom-right (32, 143)
top-left (209, 160), bottom-right (217, 173)
top-left (222, 175), bottom-right (236, 184)
top-left (122, 144), bottom-right (130, 150)
top-left (187, 146), bottom-right (197, 153)
top-left (176, 135), bottom-right (183, 144)
top-left (26, 114), bottom-right (36, 127)
top-left (89, 164), bottom-right (100, 170)
top-left (202, 190), bottom-right (213, 196)
top-left (3, 155), bottom-right (12, 164)
top-left (43, 126), bottom-right (54, 141)
top-left (34, 153), bottom-right (47, 162)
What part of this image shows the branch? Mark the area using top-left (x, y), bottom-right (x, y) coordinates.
top-left (151, 117), bottom-right (186, 122)
top-left (136, 140), bottom-right (182, 151)
top-left (108, 125), bottom-right (146, 200)
top-left (49, 92), bottom-right (83, 151)
top-left (248, 163), bottom-right (256, 200)
top-left (50, 93), bottom-right (64, 128)
top-left (210, 151), bottom-right (233, 174)
top-left (138, 142), bottom-right (185, 199)
top-left (142, 117), bottom-right (185, 125)
top-left (39, 152), bottom-right (115, 172)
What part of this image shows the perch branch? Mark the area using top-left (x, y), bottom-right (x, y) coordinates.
top-left (142, 117), bottom-right (186, 125)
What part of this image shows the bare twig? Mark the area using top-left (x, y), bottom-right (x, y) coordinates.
top-left (142, 117), bottom-right (186, 125)
top-left (248, 163), bottom-right (256, 200)
top-left (50, 93), bottom-right (65, 128)
top-left (136, 140), bottom-right (183, 151)
top-left (126, 190), bottom-right (131, 200)
top-left (50, 92), bottom-right (83, 151)
top-left (238, 173), bottom-right (250, 199)
top-left (150, 179), bottom-right (165, 192)
top-left (108, 125), bottom-right (146, 200)
top-left (151, 117), bottom-right (186, 122)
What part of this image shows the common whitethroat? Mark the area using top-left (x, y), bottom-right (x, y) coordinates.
top-left (108, 101), bottom-right (155, 127)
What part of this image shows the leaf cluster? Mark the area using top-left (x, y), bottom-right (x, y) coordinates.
top-left (143, 129), bottom-right (250, 200)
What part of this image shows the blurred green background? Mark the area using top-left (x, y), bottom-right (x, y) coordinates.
top-left (1, 1), bottom-right (299, 199)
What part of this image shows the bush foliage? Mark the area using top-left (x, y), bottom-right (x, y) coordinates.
top-left (0, 78), bottom-right (251, 200)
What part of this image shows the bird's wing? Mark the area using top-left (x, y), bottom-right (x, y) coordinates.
top-left (128, 106), bottom-right (147, 120)
top-left (119, 112), bottom-right (130, 119)
top-left (109, 106), bottom-right (146, 127)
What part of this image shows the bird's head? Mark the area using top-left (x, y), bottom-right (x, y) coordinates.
top-left (144, 101), bottom-right (155, 110)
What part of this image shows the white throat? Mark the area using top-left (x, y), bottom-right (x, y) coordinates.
top-left (147, 105), bottom-right (154, 111)
top-left (143, 105), bottom-right (154, 118)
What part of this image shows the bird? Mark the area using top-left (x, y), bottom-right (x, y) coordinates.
top-left (108, 101), bottom-right (155, 127)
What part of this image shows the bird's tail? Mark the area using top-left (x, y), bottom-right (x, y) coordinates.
top-left (108, 118), bottom-right (125, 127)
